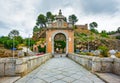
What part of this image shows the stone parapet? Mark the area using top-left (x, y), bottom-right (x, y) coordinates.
top-left (113, 58), bottom-right (120, 75)
top-left (0, 54), bottom-right (52, 77)
top-left (68, 53), bottom-right (120, 76)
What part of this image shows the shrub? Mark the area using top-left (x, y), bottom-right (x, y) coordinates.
top-left (116, 52), bottom-right (120, 58)
top-left (38, 45), bottom-right (46, 53)
top-left (100, 30), bottom-right (109, 38)
top-left (87, 52), bottom-right (94, 56)
top-left (98, 45), bottom-right (109, 57)
top-left (90, 29), bottom-right (99, 34)
top-left (79, 52), bottom-right (87, 55)
top-left (116, 36), bottom-right (120, 40)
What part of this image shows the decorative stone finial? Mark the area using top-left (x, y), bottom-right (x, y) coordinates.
top-left (59, 9), bottom-right (62, 15)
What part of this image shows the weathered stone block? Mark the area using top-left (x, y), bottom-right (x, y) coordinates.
top-left (16, 58), bottom-right (27, 65)
top-left (92, 62), bottom-right (101, 72)
top-left (27, 61), bottom-right (31, 73)
top-left (0, 63), bottom-right (4, 76)
top-left (113, 58), bottom-right (120, 75)
top-left (5, 62), bottom-right (15, 76)
top-left (88, 60), bottom-right (92, 70)
top-left (101, 58), bottom-right (113, 72)
top-left (15, 63), bottom-right (27, 74)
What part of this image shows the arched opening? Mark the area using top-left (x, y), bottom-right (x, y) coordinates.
top-left (52, 31), bottom-right (68, 54)
top-left (54, 33), bottom-right (66, 54)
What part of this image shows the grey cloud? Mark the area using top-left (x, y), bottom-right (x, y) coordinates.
top-left (80, 0), bottom-right (119, 15)
top-left (37, 0), bottom-right (74, 14)
top-left (37, 0), bottom-right (119, 15)
top-left (0, 21), bottom-right (10, 29)
top-left (0, 0), bottom-right (120, 37)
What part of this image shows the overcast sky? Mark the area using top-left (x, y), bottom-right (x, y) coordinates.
top-left (0, 0), bottom-right (120, 37)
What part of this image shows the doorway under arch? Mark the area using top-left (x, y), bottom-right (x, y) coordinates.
top-left (52, 31), bottom-right (68, 54)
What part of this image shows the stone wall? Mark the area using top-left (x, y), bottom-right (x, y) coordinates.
top-left (68, 53), bottom-right (120, 76)
top-left (0, 54), bottom-right (52, 77)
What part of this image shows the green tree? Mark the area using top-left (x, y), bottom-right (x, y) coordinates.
top-left (15, 36), bottom-right (23, 44)
top-left (0, 36), bottom-right (10, 44)
top-left (69, 14), bottom-right (78, 25)
top-left (0, 36), bottom-right (20, 49)
top-left (4, 39), bottom-right (19, 49)
top-left (46, 12), bottom-right (55, 21)
top-left (8, 30), bottom-right (19, 38)
top-left (24, 38), bottom-right (35, 47)
top-left (54, 40), bottom-right (66, 53)
top-left (36, 14), bottom-right (47, 28)
top-left (116, 36), bottom-right (120, 40)
top-left (89, 22), bottom-right (98, 30)
top-left (101, 30), bottom-right (109, 38)
top-left (107, 31), bottom-right (116, 35)
top-left (90, 28), bottom-right (99, 34)
top-left (117, 27), bottom-right (120, 33)
top-left (98, 45), bottom-right (109, 57)
top-left (33, 26), bottom-right (40, 32)
top-left (64, 17), bottom-right (67, 22)
top-left (38, 45), bottom-right (46, 53)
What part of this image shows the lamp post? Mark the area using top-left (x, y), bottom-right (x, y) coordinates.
top-left (27, 34), bottom-right (32, 53)
top-left (12, 36), bottom-right (17, 59)
top-left (12, 37), bottom-right (14, 59)
top-left (87, 35), bottom-right (90, 52)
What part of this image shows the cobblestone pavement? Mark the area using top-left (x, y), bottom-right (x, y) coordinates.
top-left (15, 57), bottom-right (105, 83)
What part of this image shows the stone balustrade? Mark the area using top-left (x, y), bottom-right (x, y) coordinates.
top-left (0, 53), bottom-right (52, 77)
top-left (68, 53), bottom-right (120, 76)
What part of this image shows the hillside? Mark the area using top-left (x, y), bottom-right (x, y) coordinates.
top-left (0, 44), bottom-right (18, 57)
top-left (32, 27), bottom-right (120, 51)
top-left (74, 28), bottom-right (120, 51)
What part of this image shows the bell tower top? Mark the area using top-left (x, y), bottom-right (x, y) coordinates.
top-left (59, 9), bottom-right (62, 15)
top-left (47, 10), bottom-right (73, 28)
top-left (56, 9), bottom-right (65, 19)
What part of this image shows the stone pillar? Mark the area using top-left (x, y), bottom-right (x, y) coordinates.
top-left (48, 19), bottom-right (52, 28)
top-left (68, 17), bottom-right (73, 28)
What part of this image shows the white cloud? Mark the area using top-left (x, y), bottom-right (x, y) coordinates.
top-left (0, 0), bottom-right (120, 37)
top-left (0, 0), bottom-right (40, 37)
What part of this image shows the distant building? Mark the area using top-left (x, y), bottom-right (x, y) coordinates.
top-left (75, 24), bottom-right (88, 30)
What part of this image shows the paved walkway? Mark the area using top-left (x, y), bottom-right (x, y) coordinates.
top-left (15, 57), bottom-right (105, 83)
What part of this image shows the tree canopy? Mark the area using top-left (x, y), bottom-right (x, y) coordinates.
top-left (69, 14), bottom-right (78, 25)
top-left (89, 22), bottom-right (98, 30)
top-left (36, 14), bottom-right (47, 28)
top-left (46, 12), bottom-right (55, 21)
top-left (35, 11), bottom-right (78, 29)
top-left (8, 29), bottom-right (19, 39)
top-left (33, 26), bottom-right (40, 32)
top-left (117, 27), bottom-right (120, 33)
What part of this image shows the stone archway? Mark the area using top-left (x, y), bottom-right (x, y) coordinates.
top-left (52, 31), bottom-right (69, 54)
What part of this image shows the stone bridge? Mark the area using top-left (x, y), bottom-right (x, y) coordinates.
top-left (0, 54), bottom-right (120, 83)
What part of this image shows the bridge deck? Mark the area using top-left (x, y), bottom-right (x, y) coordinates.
top-left (15, 57), bottom-right (105, 83)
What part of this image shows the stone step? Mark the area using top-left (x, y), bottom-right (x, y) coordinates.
top-left (53, 54), bottom-right (66, 57)
top-left (96, 73), bottom-right (120, 83)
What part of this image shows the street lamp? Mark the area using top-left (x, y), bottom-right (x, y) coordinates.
top-left (13, 37), bottom-right (14, 59)
top-left (19, 30), bottom-right (32, 53)
top-left (12, 36), bottom-right (16, 59)
top-left (27, 34), bottom-right (32, 53)
top-left (87, 35), bottom-right (90, 52)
